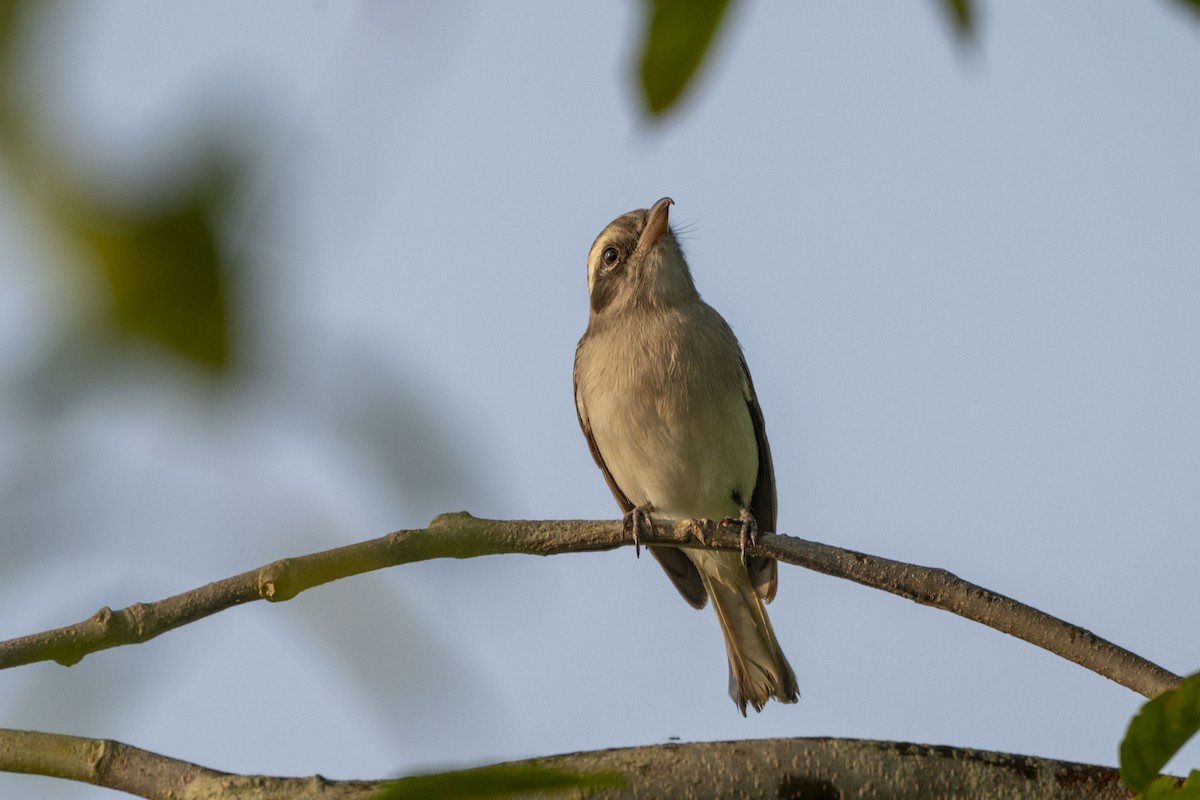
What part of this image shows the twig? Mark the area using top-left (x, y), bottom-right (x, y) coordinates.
top-left (0, 513), bottom-right (1181, 698)
top-left (0, 728), bottom-right (376, 799)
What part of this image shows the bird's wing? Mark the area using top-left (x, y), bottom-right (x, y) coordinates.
top-left (574, 356), bottom-right (708, 609)
top-left (742, 354), bottom-right (780, 603)
top-left (647, 546), bottom-right (709, 609)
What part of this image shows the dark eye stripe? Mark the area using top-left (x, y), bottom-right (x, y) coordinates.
top-left (589, 267), bottom-right (617, 312)
top-left (587, 231), bottom-right (637, 313)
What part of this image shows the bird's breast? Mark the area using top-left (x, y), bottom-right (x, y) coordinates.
top-left (577, 306), bottom-right (759, 521)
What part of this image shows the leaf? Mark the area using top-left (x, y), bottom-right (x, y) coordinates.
top-left (1139, 772), bottom-right (1200, 799)
top-left (936, 0), bottom-right (975, 42)
top-left (1, 1), bottom-right (246, 382)
top-left (0, 0), bottom-right (33, 60)
top-left (638, 0), bottom-right (731, 115)
top-left (66, 162), bottom-right (235, 371)
top-left (1170, 0), bottom-right (1200, 17)
top-left (0, 0), bottom-right (37, 147)
top-left (375, 763), bottom-right (625, 799)
top-left (1121, 672), bottom-right (1200, 792)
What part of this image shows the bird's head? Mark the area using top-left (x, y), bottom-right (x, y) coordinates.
top-left (586, 197), bottom-right (697, 315)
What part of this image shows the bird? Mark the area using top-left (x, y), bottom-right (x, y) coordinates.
top-left (573, 197), bottom-right (798, 714)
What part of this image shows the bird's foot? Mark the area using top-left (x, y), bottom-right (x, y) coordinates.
top-left (622, 503), bottom-right (655, 558)
top-left (720, 505), bottom-right (759, 565)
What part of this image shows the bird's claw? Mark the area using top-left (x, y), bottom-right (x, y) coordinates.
top-left (623, 503), bottom-right (655, 558)
top-left (721, 506), bottom-right (759, 565)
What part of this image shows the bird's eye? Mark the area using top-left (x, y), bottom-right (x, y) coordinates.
top-left (602, 247), bottom-right (620, 267)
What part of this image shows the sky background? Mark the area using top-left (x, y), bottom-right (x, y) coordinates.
top-left (2, 1), bottom-right (1199, 797)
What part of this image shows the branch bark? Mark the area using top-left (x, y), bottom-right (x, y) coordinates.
top-left (0, 513), bottom-right (1181, 699)
top-left (0, 728), bottom-right (1135, 799)
top-left (0, 728), bottom-right (375, 799)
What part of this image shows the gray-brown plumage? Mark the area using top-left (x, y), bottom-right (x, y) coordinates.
top-left (573, 197), bottom-right (798, 714)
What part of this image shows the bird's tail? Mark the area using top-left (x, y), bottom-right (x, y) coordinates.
top-left (688, 549), bottom-right (799, 714)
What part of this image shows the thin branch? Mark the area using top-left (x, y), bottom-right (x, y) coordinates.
top-left (0, 728), bottom-right (1136, 800)
top-left (0, 513), bottom-right (1181, 698)
top-left (0, 728), bottom-right (377, 799)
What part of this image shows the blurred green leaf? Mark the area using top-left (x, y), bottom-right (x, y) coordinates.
top-left (1121, 672), bottom-right (1200, 792)
top-left (0, 0), bottom-right (236, 374)
top-left (937, 0), bottom-right (975, 42)
top-left (66, 165), bottom-right (234, 371)
top-left (638, 0), bottom-right (731, 115)
top-left (0, 0), bottom-right (32, 60)
top-left (0, 0), bottom-right (36, 150)
top-left (375, 763), bottom-right (624, 800)
top-left (1139, 771), bottom-right (1200, 799)
top-left (1171, 0), bottom-right (1200, 16)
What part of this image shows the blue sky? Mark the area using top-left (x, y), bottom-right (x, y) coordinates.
top-left (1, 2), bottom-right (1199, 797)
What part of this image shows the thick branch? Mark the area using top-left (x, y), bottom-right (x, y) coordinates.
top-left (0, 513), bottom-right (1180, 698)
top-left (0, 728), bottom-right (1134, 800)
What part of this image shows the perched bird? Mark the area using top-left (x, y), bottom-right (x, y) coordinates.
top-left (573, 197), bottom-right (798, 714)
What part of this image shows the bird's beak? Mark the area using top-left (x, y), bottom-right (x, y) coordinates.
top-left (638, 197), bottom-right (674, 252)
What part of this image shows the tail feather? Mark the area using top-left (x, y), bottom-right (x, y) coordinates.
top-left (688, 549), bottom-right (798, 714)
